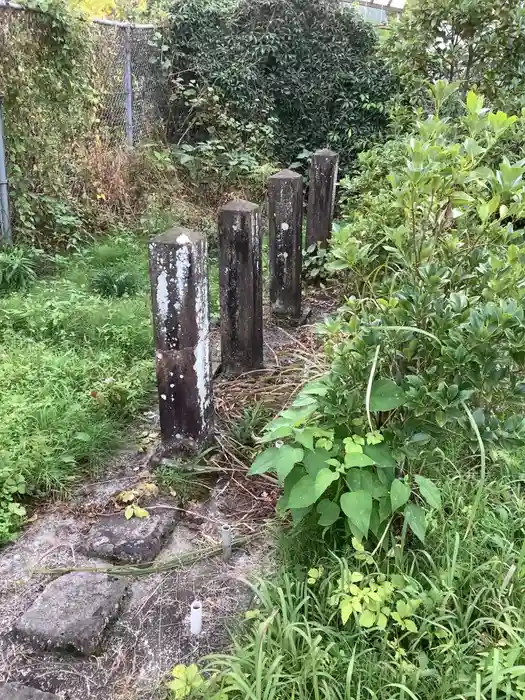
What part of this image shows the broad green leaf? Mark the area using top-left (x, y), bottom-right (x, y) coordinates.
top-left (315, 468), bottom-right (339, 498)
top-left (248, 446), bottom-right (303, 483)
top-left (364, 443), bottom-right (397, 468)
top-left (291, 506), bottom-right (313, 525)
top-left (390, 479), bottom-right (411, 512)
top-left (288, 474), bottom-right (317, 509)
top-left (317, 499), bottom-right (341, 527)
top-left (404, 503), bottom-right (426, 543)
top-left (346, 468), bottom-right (362, 492)
top-left (340, 491), bottom-right (373, 536)
top-left (359, 609), bottom-right (376, 628)
top-left (303, 448), bottom-right (331, 478)
top-left (414, 475), bottom-right (441, 509)
top-left (340, 598), bottom-right (353, 624)
top-left (360, 469), bottom-right (388, 500)
top-left (344, 452), bottom-right (375, 468)
top-left (277, 465), bottom-right (304, 511)
top-left (466, 90), bottom-right (484, 115)
top-left (369, 379), bottom-right (406, 412)
top-left (293, 428), bottom-right (317, 451)
top-left (378, 497), bottom-right (391, 523)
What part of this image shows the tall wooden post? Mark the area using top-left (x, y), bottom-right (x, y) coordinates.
top-left (218, 199), bottom-right (263, 375)
top-left (149, 227), bottom-right (213, 449)
top-left (268, 169), bottom-right (303, 320)
top-left (306, 149), bottom-right (339, 248)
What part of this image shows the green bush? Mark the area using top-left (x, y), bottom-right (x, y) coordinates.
top-left (167, 0), bottom-right (394, 171)
top-left (249, 83), bottom-right (525, 544)
top-left (382, 0), bottom-right (525, 115)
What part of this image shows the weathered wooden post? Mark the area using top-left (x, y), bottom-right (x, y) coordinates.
top-left (268, 169), bottom-right (303, 321)
top-left (306, 148), bottom-right (339, 248)
top-left (149, 227), bottom-right (213, 449)
top-left (218, 199), bottom-right (263, 375)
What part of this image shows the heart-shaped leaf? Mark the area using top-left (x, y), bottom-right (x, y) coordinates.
top-left (390, 479), bottom-right (411, 512)
top-left (340, 490), bottom-right (373, 537)
top-left (288, 474), bottom-right (317, 509)
top-left (317, 499), bottom-right (341, 527)
top-left (369, 379), bottom-right (406, 412)
top-left (248, 446), bottom-right (303, 483)
top-left (315, 468), bottom-right (339, 498)
top-left (344, 452), bottom-right (375, 468)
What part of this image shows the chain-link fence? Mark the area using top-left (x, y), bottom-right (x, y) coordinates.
top-left (91, 19), bottom-right (168, 145)
top-left (0, 1), bottom-right (166, 146)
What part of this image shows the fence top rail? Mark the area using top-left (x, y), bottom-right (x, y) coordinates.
top-left (0, 0), bottom-right (156, 28)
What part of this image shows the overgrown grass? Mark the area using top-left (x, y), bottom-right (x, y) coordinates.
top-left (0, 229), bottom-right (220, 543)
top-left (197, 454), bottom-right (525, 699)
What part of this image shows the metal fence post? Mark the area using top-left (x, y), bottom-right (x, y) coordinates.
top-left (0, 94), bottom-right (11, 245)
top-left (124, 25), bottom-right (134, 147)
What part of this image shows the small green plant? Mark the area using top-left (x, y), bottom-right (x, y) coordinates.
top-left (89, 269), bottom-right (139, 298)
top-left (302, 243), bottom-right (331, 284)
top-left (167, 664), bottom-right (204, 698)
top-left (0, 460), bottom-right (27, 544)
top-left (229, 403), bottom-right (273, 447)
top-left (0, 248), bottom-right (37, 294)
top-left (248, 378), bottom-right (441, 543)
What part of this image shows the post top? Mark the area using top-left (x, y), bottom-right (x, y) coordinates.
top-left (150, 226), bottom-right (205, 246)
top-left (269, 168), bottom-right (302, 181)
top-left (219, 199), bottom-right (260, 213)
top-left (314, 148), bottom-right (339, 158)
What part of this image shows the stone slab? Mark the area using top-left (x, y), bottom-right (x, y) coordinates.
top-left (83, 509), bottom-right (177, 564)
top-left (0, 685), bottom-right (59, 700)
top-left (14, 572), bottom-right (127, 655)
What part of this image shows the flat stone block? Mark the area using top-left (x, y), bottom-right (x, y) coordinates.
top-left (84, 509), bottom-right (177, 564)
top-left (14, 572), bottom-right (127, 655)
top-left (0, 685), bottom-right (59, 700)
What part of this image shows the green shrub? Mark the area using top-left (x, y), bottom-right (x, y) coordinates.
top-left (383, 0), bottom-right (525, 115)
top-left (89, 269), bottom-right (140, 298)
top-left (249, 83), bottom-right (525, 544)
top-left (0, 247), bottom-right (37, 293)
top-left (167, 0), bottom-right (394, 170)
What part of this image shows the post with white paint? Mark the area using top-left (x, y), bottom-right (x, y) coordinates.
top-left (218, 200), bottom-right (263, 375)
top-left (306, 149), bottom-right (339, 248)
top-left (148, 227), bottom-right (213, 450)
top-left (268, 169), bottom-right (303, 321)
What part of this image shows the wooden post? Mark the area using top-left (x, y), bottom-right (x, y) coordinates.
top-left (268, 169), bottom-right (303, 320)
top-left (149, 227), bottom-right (213, 449)
top-left (306, 149), bottom-right (339, 248)
top-left (218, 199), bottom-right (263, 375)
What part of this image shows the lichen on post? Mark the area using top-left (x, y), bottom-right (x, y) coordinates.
top-left (268, 169), bottom-right (303, 321)
top-left (148, 227), bottom-right (213, 450)
top-left (218, 199), bottom-right (263, 375)
top-left (306, 148), bottom-right (339, 248)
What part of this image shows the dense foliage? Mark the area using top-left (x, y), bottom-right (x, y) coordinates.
top-left (0, 0), bottom-right (96, 247)
top-left (0, 0), bottom-right (178, 247)
top-left (250, 82), bottom-right (525, 546)
top-left (167, 0), bottom-right (394, 172)
top-left (383, 0), bottom-right (525, 112)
